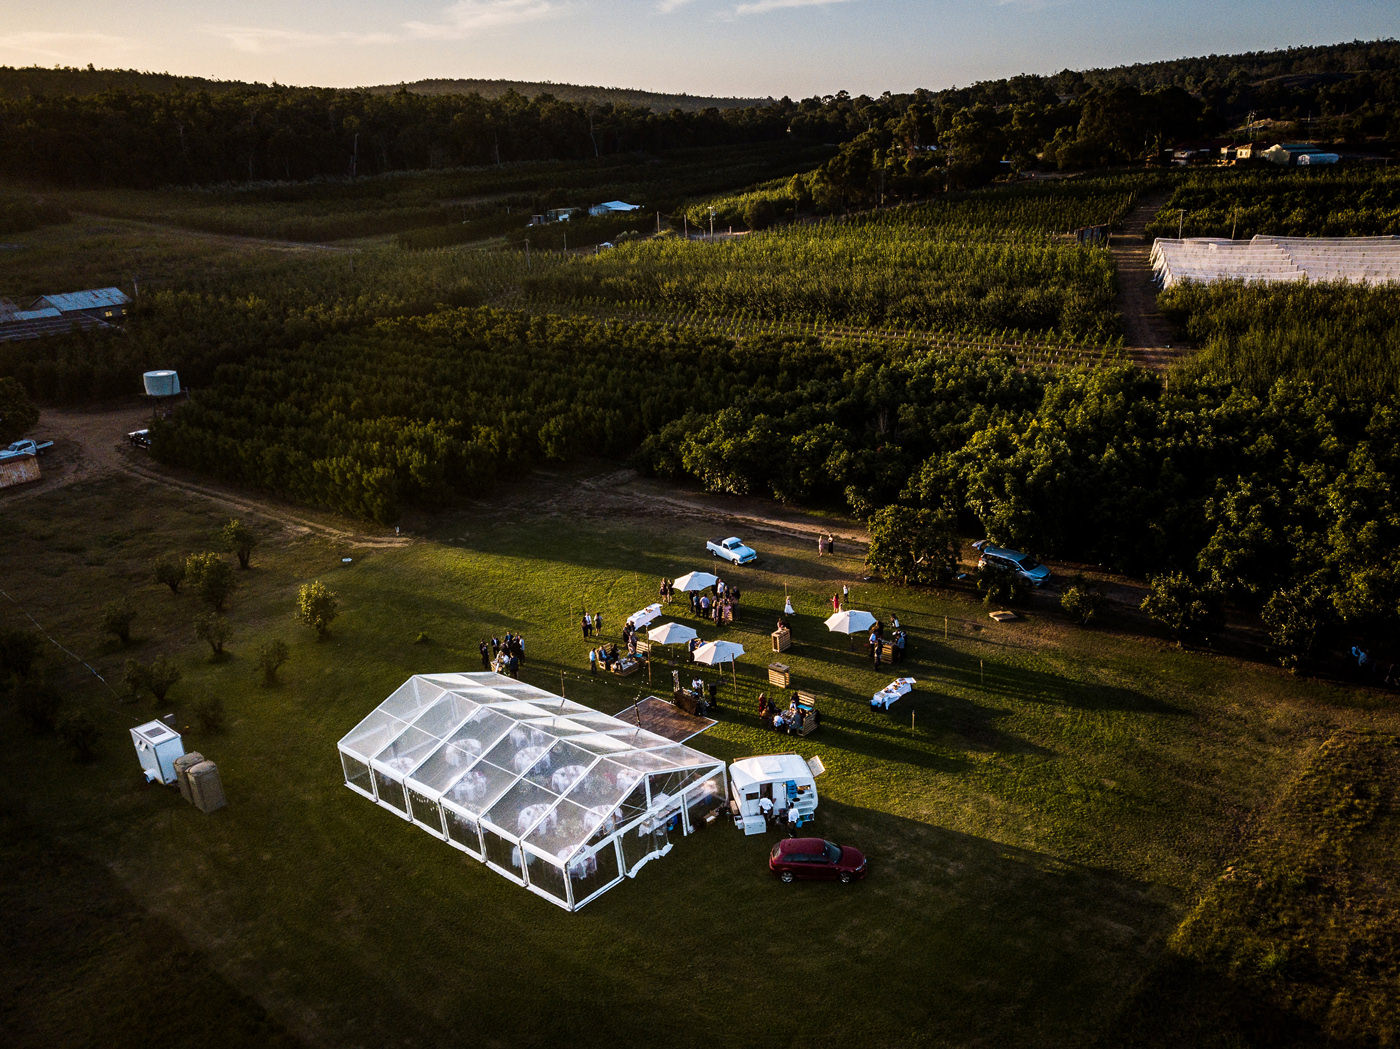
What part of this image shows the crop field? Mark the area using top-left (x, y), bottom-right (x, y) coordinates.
top-left (2, 459), bottom-right (1397, 1049)
top-left (26, 142), bottom-right (831, 245)
top-left (1145, 167), bottom-right (1400, 240)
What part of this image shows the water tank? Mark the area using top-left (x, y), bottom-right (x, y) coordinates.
top-left (142, 370), bottom-right (181, 396)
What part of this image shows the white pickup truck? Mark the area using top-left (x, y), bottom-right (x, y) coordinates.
top-left (706, 537), bottom-right (757, 565)
top-left (0, 438), bottom-right (53, 460)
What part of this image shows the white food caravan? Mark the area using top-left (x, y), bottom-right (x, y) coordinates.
top-left (130, 719), bottom-right (185, 785)
top-left (729, 753), bottom-right (825, 835)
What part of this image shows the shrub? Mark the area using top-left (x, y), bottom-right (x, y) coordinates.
top-left (1141, 571), bottom-right (1222, 645)
top-left (16, 680), bottom-right (62, 732)
top-left (1061, 580), bottom-right (1106, 626)
top-left (256, 639), bottom-right (289, 686)
top-left (56, 707), bottom-right (100, 762)
top-left (0, 628), bottom-right (42, 680)
top-left (153, 554), bottom-right (186, 594)
top-left (0, 376), bottom-right (40, 443)
top-left (185, 552), bottom-right (234, 611)
top-left (295, 581), bottom-right (339, 639)
top-left (193, 695), bottom-right (226, 734)
top-left (976, 564), bottom-right (1030, 607)
top-left (194, 612), bottom-right (230, 660)
top-left (220, 518), bottom-right (259, 570)
top-left (124, 656), bottom-right (181, 703)
top-left (101, 596), bottom-right (137, 646)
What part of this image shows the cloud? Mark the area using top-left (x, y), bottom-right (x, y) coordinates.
top-left (208, 1), bottom-right (565, 55)
top-left (655, 0), bottom-right (700, 12)
top-left (207, 26), bottom-right (395, 55)
top-left (0, 30), bottom-right (136, 63)
top-left (403, 0), bottom-right (565, 40)
top-left (731, 0), bottom-right (853, 14)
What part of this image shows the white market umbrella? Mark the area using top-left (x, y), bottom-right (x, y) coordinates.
top-left (626, 603), bottom-right (663, 629)
top-left (672, 570), bottom-right (719, 592)
top-left (824, 609), bottom-right (876, 635)
top-left (692, 638), bottom-right (745, 694)
top-left (647, 622), bottom-right (698, 646)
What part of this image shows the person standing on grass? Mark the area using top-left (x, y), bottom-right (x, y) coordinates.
top-left (479, 640), bottom-right (490, 671)
top-left (832, 592), bottom-right (840, 613)
top-left (592, 611), bottom-right (602, 636)
top-left (582, 613), bottom-right (592, 639)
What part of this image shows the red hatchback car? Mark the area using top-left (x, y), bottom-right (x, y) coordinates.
top-left (769, 837), bottom-right (867, 883)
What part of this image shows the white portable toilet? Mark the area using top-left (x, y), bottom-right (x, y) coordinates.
top-left (130, 719), bottom-right (185, 785)
top-left (729, 753), bottom-right (825, 835)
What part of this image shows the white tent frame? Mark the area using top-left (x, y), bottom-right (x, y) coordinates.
top-left (338, 672), bottom-right (727, 911)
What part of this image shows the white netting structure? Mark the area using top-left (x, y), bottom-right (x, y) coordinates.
top-left (1151, 235), bottom-right (1400, 290)
top-left (338, 672), bottom-right (727, 911)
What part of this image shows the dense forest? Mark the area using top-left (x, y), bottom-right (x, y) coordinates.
top-left (1, 39), bottom-right (1395, 192)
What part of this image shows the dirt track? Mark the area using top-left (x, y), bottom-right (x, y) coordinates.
top-left (7, 405), bottom-right (870, 551)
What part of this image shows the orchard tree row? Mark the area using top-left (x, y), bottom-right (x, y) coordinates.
top-left (140, 302), bottom-right (1400, 666)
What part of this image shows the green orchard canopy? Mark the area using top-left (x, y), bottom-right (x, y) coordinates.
top-left (338, 672), bottom-right (728, 911)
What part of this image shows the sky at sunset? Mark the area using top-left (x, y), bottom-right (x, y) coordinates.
top-left (1, 0), bottom-right (1396, 98)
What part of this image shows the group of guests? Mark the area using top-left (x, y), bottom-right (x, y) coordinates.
top-left (689, 580), bottom-right (742, 625)
top-left (589, 642), bottom-right (622, 673)
top-left (757, 691), bottom-right (818, 735)
top-left (816, 533), bottom-right (838, 556)
top-left (580, 611), bottom-right (604, 638)
top-left (479, 633), bottom-right (525, 678)
top-left (868, 617), bottom-right (907, 669)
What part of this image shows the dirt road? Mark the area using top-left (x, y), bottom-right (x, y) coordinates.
top-left (1110, 193), bottom-right (1185, 370)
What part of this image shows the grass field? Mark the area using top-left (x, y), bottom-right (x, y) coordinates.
top-left (3, 459), bottom-right (1396, 1048)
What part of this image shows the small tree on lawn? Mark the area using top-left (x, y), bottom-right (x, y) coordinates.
top-left (1140, 571), bottom-right (1221, 645)
top-left (194, 612), bottom-right (230, 660)
top-left (153, 554), bottom-right (186, 594)
top-left (16, 680), bottom-right (62, 733)
top-left (57, 707), bottom-right (100, 762)
top-left (296, 581), bottom-right (339, 640)
top-left (220, 518), bottom-right (259, 570)
top-left (976, 563), bottom-right (1030, 606)
top-left (0, 628), bottom-right (42, 681)
top-left (256, 639), bottom-right (289, 686)
top-left (125, 657), bottom-right (181, 704)
top-left (1061, 577), bottom-right (1106, 626)
top-left (185, 552), bottom-right (234, 612)
top-left (102, 596), bottom-right (137, 646)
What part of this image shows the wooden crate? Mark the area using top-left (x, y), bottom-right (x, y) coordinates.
top-left (771, 627), bottom-right (791, 653)
top-left (767, 662), bottom-right (790, 688)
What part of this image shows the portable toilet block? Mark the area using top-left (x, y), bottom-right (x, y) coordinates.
top-left (187, 761), bottom-right (227, 813)
top-left (131, 720), bottom-right (185, 785)
top-left (173, 751), bottom-right (205, 803)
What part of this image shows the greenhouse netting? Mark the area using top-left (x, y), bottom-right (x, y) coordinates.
top-left (338, 672), bottom-right (728, 911)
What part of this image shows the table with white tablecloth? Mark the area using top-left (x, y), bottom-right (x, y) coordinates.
top-left (870, 677), bottom-right (916, 710)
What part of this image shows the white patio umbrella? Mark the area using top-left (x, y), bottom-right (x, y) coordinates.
top-left (672, 570), bottom-right (719, 592)
top-left (647, 622), bottom-right (698, 646)
top-left (825, 608), bottom-right (876, 649)
top-left (626, 603), bottom-right (663, 629)
top-left (824, 609), bottom-right (876, 634)
top-left (692, 639), bottom-right (746, 694)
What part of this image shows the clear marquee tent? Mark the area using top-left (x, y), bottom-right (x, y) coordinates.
top-left (338, 672), bottom-right (727, 911)
top-left (1151, 234), bottom-right (1400, 290)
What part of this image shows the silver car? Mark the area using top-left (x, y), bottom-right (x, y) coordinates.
top-left (973, 541), bottom-right (1051, 587)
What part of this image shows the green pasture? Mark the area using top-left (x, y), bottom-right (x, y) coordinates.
top-left (3, 465), bottom-right (1394, 1048)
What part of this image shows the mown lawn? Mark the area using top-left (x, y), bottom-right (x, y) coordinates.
top-left (1, 468), bottom-right (1394, 1048)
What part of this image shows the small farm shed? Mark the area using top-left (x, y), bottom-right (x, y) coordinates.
top-left (33, 287), bottom-right (131, 321)
top-left (589, 200), bottom-right (642, 216)
top-left (338, 672), bottom-right (728, 911)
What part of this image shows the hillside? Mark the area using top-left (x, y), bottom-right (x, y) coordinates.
top-left (364, 78), bottom-right (772, 112)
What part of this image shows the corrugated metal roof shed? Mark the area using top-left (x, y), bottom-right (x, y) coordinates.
top-left (36, 287), bottom-right (130, 312)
